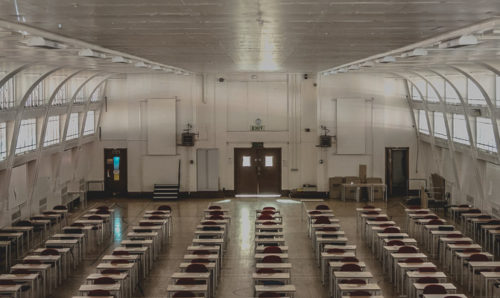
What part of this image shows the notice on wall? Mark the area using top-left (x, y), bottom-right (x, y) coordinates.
top-left (336, 98), bottom-right (367, 154)
top-left (146, 98), bottom-right (176, 155)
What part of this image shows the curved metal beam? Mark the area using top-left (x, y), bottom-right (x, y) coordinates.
top-left (19, 67), bottom-right (65, 108)
top-left (0, 64), bottom-right (33, 91)
top-left (79, 75), bottom-right (113, 138)
top-left (61, 72), bottom-right (106, 141)
top-left (411, 71), bottom-right (462, 192)
top-left (448, 65), bottom-right (500, 162)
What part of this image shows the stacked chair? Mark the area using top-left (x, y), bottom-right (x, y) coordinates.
top-left (253, 206), bottom-right (296, 297)
top-left (166, 203), bottom-right (229, 298)
top-left (75, 204), bottom-right (171, 298)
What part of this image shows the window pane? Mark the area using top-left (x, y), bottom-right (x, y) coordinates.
top-left (91, 86), bottom-right (103, 102)
top-left (25, 82), bottom-right (45, 107)
top-left (74, 89), bottom-right (85, 103)
top-left (0, 78), bottom-right (15, 109)
top-left (83, 111), bottom-right (95, 135)
top-left (427, 78), bottom-right (443, 102)
top-left (476, 117), bottom-right (497, 153)
top-left (468, 78), bottom-right (486, 106)
top-left (445, 81), bottom-right (461, 104)
top-left (0, 122), bottom-right (6, 160)
top-left (15, 118), bottom-right (37, 155)
top-left (418, 110), bottom-right (429, 134)
top-left (411, 85), bottom-right (422, 101)
top-left (53, 85), bottom-right (67, 105)
top-left (452, 114), bottom-right (469, 145)
top-left (242, 156), bottom-right (251, 167)
top-left (66, 113), bottom-right (79, 140)
top-left (433, 112), bottom-right (447, 139)
top-left (265, 156), bottom-right (273, 167)
top-left (44, 115), bottom-right (60, 146)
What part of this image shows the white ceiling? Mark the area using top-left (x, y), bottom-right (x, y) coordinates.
top-left (0, 0), bottom-right (500, 73)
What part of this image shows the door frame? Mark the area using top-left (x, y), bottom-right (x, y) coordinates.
top-left (385, 147), bottom-right (409, 197)
top-left (104, 148), bottom-right (128, 195)
top-left (234, 147), bottom-right (282, 195)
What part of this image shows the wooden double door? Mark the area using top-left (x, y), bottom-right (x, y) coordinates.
top-left (234, 148), bottom-right (281, 195)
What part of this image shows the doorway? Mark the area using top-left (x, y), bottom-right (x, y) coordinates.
top-left (385, 147), bottom-right (409, 197)
top-left (234, 147), bottom-right (281, 195)
top-left (104, 148), bottom-right (128, 195)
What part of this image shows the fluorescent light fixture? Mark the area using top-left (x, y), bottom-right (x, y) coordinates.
top-left (78, 48), bottom-right (106, 58)
top-left (329, 70), bottom-right (338, 74)
top-left (337, 68), bottom-right (348, 73)
top-left (408, 48), bottom-right (428, 57)
top-left (111, 56), bottom-right (131, 64)
top-left (378, 56), bottom-right (396, 63)
top-left (360, 61), bottom-right (374, 67)
top-left (322, 72), bottom-right (330, 76)
top-left (24, 36), bottom-right (66, 49)
top-left (163, 68), bottom-right (174, 73)
top-left (134, 61), bottom-right (149, 68)
top-left (183, 72), bottom-right (190, 76)
top-left (151, 65), bottom-right (163, 71)
top-left (235, 194), bottom-right (281, 198)
top-left (348, 65), bottom-right (360, 70)
top-left (438, 35), bottom-right (478, 49)
top-left (174, 70), bottom-right (183, 75)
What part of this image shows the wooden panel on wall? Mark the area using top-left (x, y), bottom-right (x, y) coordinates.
top-left (337, 98), bottom-right (366, 154)
top-left (147, 98), bottom-right (176, 155)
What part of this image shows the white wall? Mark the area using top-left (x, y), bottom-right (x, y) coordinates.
top-left (95, 72), bottom-right (419, 193)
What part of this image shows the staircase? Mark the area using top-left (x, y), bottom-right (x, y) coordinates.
top-left (153, 184), bottom-right (179, 200)
top-left (153, 160), bottom-right (181, 200)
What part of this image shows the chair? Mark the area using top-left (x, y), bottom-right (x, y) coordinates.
top-left (209, 211), bottom-right (224, 216)
top-left (467, 209), bottom-right (481, 214)
top-left (316, 204), bottom-right (330, 210)
top-left (340, 257), bottom-right (359, 262)
top-left (397, 246), bottom-right (418, 253)
top-left (363, 205), bottom-right (376, 209)
top-left (111, 259), bottom-right (129, 265)
top-left (88, 215), bottom-right (103, 220)
top-left (339, 279), bottom-right (366, 285)
top-left (262, 221), bottom-right (277, 225)
top-left (11, 269), bottom-right (32, 274)
top-left (139, 222), bottom-right (156, 227)
top-left (446, 233), bottom-right (463, 238)
top-left (387, 240), bottom-right (405, 246)
top-left (258, 214), bottom-right (274, 220)
top-left (379, 223), bottom-right (394, 228)
top-left (259, 292), bottom-right (280, 297)
top-left (97, 205), bottom-right (109, 210)
top-left (423, 215), bottom-right (438, 220)
top-left (415, 211), bottom-right (429, 214)
top-left (101, 269), bottom-right (121, 274)
top-left (158, 205), bottom-right (172, 211)
top-left (428, 219), bottom-right (444, 225)
top-left (463, 248), bottom-right (481, 253)
top-left (422, 284), bottom-right (447, 294)
top-left (173, 292), bottom-right (196, 298)
top-left (309, 211), bottom-right (321, 215)
top-left (209, 215), bottom-right (224, 220)
top-left (348, 291), bottom-right (371, 296)
top-left (208, 205), bottom-right (221, 210)
top-left (23, 260), bottom-right (42, 265)
top-left (192, 250), bottom-right (211, 255)
top-left (327, 248), bottom-right (345, 254)
top-left (186, 263), bottom-right (208, 273)
top-left (320, 227), bottom-right (338, 232)
top-left (383, 227), bottom-right (400, 233)
top-left (176, 278), bottom-right (205, 285)
top-left (401, 258), bottom-right (424, 263)
top-left (416, 277), bottom-right (439, 283)
top-left (261, 210), bottom-right (275, 215)
top-left (53, 205), bottom-right (67, 210)
top-left (88, 290), bottom-right (112, 296)
top-left (418, 267), bottom-right (437, 273)
top-left (94, 277), bottom-right (116, 284)
top-left (40, 248), bottom-right (59, 256)
top-left (363, 211), bottom-right (380, 215)
top-left (112, 250), bottom-right (130, 256)
top-left (340, 264), bottom-right (362, 272)
top-left (257, 268), bottom-right (278, 274)
top-left (95, 210), bottom-right (110, 215)
top-left (190, 258), bottom-right (209, 264)
top-left (71, 223), bottom-right (85, 227)
top-left (374, 216), bottom-right (389, 221)
top-left (263, 246), bottom-right (282, 254)
top-left (261, 255), bottom-right (282, 263)
top-left (148, 216), bottom-right (163, 220)
top-left (314, 217), bottom-right (331, 224)
top-left (203, 225), bottom-right (221, 231)
top-left (201, 221), bottom-right (217, 226)
top-left (263, 207), bottom-right (276, 211)
top-left (14, 220), bottom-right (33, 227)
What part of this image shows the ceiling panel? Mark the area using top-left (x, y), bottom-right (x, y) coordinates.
top-left (0, 0), bottom-right (499, 72)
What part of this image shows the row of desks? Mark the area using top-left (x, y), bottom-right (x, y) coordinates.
top-left (166, 205), bottom-right (229, 298)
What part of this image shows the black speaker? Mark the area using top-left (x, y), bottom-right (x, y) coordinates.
top-left (319, 135), bottom-right (332, 147)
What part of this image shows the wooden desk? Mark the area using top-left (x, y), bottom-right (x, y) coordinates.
top-left (0, 273), bottom-right (39, 298)
top-left (255, 284), bottom-right (296, 298)
top-left (166, 284), bottom-right (208, 298)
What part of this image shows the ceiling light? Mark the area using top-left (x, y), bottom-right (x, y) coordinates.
top-left (111, 56), bottom-right (131, 64)
top-left (151, 65), bottom-right (163, 71)
top-left (360, 61), bottom-right (374, 68)
top-left (134, 61), bottom-right (149, 68)
top-left (24, 36), bottom-right (66, 49)
top-left (406, 48), bottom-right (428, 57)
top-left (183, 72), bottom-right (190, 76)
top-left (337, 68), bottom-right (348, 73)
top-left (322, 72), bottom-right (330, 76)
top-left (330, 70), bottom-right (338, 75)
top-left (438, 35), bottom-right (478, 49)
top-left (174, 70), bottom-right (183, 75)
top-left (378, 56), bottom-right (396, 63)
top-left (163, 68), bottom-right (174, 73)
top-left (78, 48), bottom-right (106, 58)
top-left (348, 65), bottom-right (360, 70)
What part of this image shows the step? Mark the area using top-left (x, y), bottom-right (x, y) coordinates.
top-left (153, 195), bottom-right (178, 200)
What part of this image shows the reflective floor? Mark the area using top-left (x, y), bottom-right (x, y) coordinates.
top-left (51, 196), bottom-right (456, 298)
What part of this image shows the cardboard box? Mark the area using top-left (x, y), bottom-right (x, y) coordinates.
top-left (344, 177), bottom-right (361, 200)
top-left (359, 164), bottom-right (367, 183)
top-left (329, 177), bottom-right (344, 200)
top-left (367, 177), bottom-right (384, 200)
